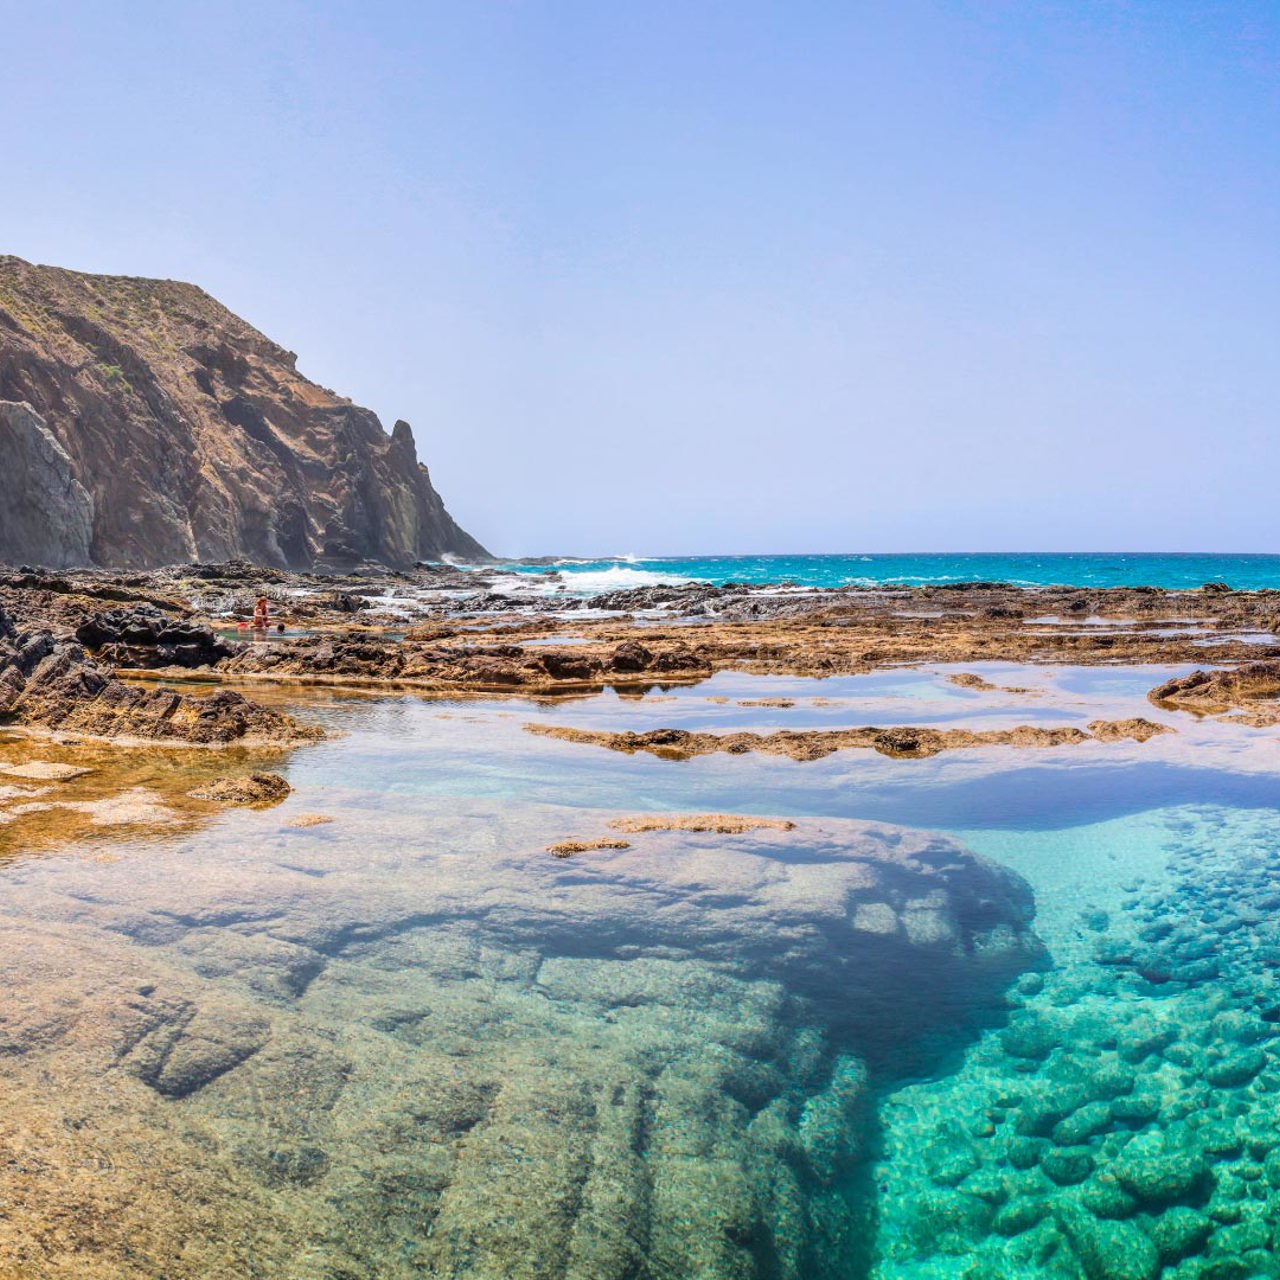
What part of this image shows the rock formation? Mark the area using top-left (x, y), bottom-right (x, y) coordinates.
top-left (1149, 661), bottom-right (1280, 720)
top-left (0, 602), bottom-right (319, 744)
top-left (0, 806), bottom-right (1041, 1278)
top-left (0, 401), bottom-right (95, 569)
top-left (0, 255), bottom-right (487, 570)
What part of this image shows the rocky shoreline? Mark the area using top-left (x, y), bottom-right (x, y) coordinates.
top-left (2, 560), bottom-right (1279, 1280)
top-left (0, 601), bottom-right (320, 746)
top-left (1, 562), bottom-right (1277, 745)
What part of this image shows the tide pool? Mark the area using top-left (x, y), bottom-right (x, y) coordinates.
top-left (0, 665), bottom-right (1277, 1278)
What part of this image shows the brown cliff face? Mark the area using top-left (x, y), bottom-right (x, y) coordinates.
top-left (0, 256), bottom-right (488, 570)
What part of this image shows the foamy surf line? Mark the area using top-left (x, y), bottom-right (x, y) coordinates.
top-left (490, 566), bottom-right (701, 597)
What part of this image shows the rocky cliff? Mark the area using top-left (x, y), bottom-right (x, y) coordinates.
top-left (0, 256), bottom-right (488, 570)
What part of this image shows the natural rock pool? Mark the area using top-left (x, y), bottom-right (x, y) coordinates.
top-left (0, 664), bottom-right (1277, 1279)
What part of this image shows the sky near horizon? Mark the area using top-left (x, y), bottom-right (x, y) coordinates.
top-left (5, 2), bottom-right (1278, 557)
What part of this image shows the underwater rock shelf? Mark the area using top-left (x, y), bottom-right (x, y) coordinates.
top-left (0, 809), bottom-right (1040, 1280)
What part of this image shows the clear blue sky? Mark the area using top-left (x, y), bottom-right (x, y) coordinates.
top-left (6, 2), bottom-right (1277, 556)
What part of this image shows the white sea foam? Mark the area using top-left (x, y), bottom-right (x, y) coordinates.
top-left (493, 566), bottom-right (699, 597)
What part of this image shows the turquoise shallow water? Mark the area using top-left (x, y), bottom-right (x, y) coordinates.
top-left (493, 551), bottom-right (1280, 592)
top-left (1, 668), bottom-right (1280, 1276)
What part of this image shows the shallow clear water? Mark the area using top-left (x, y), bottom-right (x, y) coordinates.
top-left (1, 667), bottom-right (1279, 1277)
top-left (488, 551), bottom-right (1280, 593)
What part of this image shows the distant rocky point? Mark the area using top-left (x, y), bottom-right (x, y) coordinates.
top-left (0, 255), bottom-right (488, 570)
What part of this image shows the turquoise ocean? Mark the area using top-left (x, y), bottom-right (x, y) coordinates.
top-left (496, 551), bottom-right (1280, 593)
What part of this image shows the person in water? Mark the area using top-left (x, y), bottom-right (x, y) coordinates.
top-left (252, 595), bottom-right (270, 629)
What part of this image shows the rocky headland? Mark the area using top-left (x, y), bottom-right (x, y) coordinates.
top-left (0, 256), bottom-right (487, 570)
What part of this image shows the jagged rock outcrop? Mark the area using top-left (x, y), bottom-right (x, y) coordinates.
top-left (1149, 661), bottom-right (1280, 712)
top-left (74, 605), bottom-right (234, 669)
top-left (0, 256), bottom-right (488, 570)
top-left (0, 602), bottom-right (320, 743)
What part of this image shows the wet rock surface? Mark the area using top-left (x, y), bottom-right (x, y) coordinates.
top-left (219, 629), bottom-right (713, 690)
top-left (1149, 662), bottom-right (1280, 725)
top-left (525, 719), bottom-right (1171, 762)
top-left (188, 772), bottom-right (294, 806)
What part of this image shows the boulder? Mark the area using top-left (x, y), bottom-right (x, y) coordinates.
top-left (188, 773), bottom-right (293, 806)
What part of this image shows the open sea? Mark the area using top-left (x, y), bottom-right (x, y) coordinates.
top-left (494, 552), bottom-right (1280, 594)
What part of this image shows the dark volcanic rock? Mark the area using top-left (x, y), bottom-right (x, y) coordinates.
top-left (0, 256), bottom-right (487, 570)
top-left (588, 582), bottom-right (739, 613)
top-left (608, 640), bottom-right (654, 672)
top-left (75, 606), bottom-right (235, 669)
top-left (0, 602), bottom-right (319, 743)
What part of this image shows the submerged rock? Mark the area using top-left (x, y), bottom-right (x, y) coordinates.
top-left (1112, 1148), bottom-right (1213, 1207)
top-left (0, 810), bottom-right (1041, 1280)
top-left (1058, 1203), bottom-right (1159, 1280)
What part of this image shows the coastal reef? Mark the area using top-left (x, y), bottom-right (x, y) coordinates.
top-left (0, 808), bottom-right (1041, 1279)
top-left (0, 256), bottom-right (487, 570)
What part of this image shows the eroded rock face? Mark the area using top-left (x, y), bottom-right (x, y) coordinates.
top-left (0, 256), bottom-right (487, 570)
top-left (0, 401), bottom-right (95, 568)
